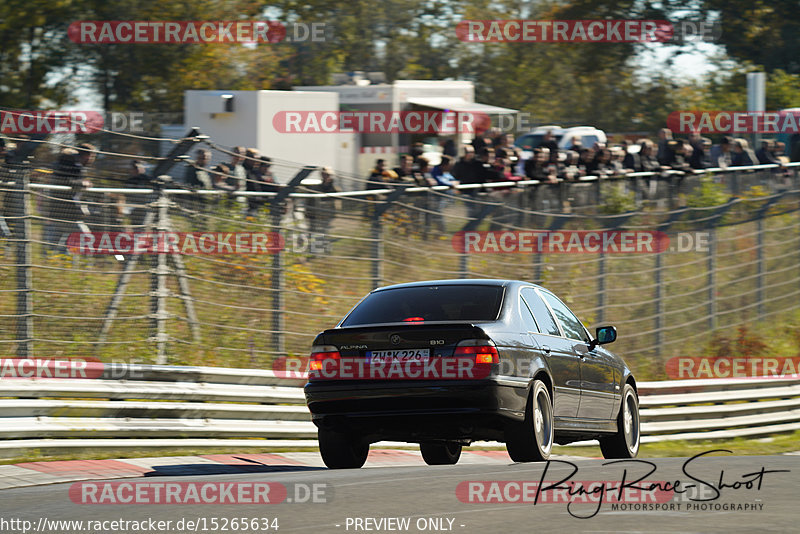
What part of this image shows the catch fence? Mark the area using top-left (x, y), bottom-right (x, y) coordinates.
top-left (1, 131), bottom-right (799, 380)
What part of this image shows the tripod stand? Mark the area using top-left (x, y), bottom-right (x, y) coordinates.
top-left (97, 178), bottom-right (200, 363)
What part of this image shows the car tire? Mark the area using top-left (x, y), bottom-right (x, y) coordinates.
top-left (600, 383), bottom-right (640, 459)
top-left (318, 428), bottom-right (369, 469)
top-left (505, 380), bottom-right (553, 462)
top-left (420, 441), bottom-right (462, 465)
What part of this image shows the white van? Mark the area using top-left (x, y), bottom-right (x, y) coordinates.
top-left (515, 125), bottom-right (607, 155)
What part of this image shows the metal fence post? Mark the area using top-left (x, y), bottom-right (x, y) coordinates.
top-left (704, 200), bottom-right (737, 331)
top-left (654, 251), bottom-right (664, 359)
top-left (11, 165), bottom-right (33, 357)
top-left (371, 216), bottom-right (384, 289)
top-left (270, 166), bottom-right (315, 355)
top-left (533, 253), bottom-right (543, 284)
top-left (271, 205), bottom-right (285, 356)
top-left (458, 201), bottom-right (500, 278)
top-left (707, 226), bottom-right (716, 332)
top-left (594, 177), bottom-right (602, 207)
top-left (597, 251), bottom-right (605, 324)
top-left (756, 217), bottom-right (765, 320)
top-left (152, 193), bottom-right (170, 363)
top-left (369, 186), bottom-right (407, 288)
top-left (750, 194), bottom-right (781, 322)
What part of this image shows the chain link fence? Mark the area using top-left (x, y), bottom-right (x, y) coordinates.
top-left (2, 132), bottom-right (800, 380)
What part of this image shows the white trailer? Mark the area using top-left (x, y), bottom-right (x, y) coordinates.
top-left (184, 90), bottom-right (357, 186)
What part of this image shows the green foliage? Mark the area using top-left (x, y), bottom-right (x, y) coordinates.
top-left (2, 0), bottom-right (799, 126)
top-left (685, 175), bottom-right (729, 208)
top-left (0, 0), bottom-right (80, 108)
top-left (705, 324), bottom-right (769, 360)
top-left (700, 0), bottom-right (800, 74)
top-left (599, 183), bottom-right (636, 214)
top-left (698, 309), bottom-right (800, 364)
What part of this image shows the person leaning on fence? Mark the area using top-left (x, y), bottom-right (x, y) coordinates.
top-left (567, 135), bottom-right (582, 152)
top-left (732, 138), bottom-right (757, 167)
top-left (609, 146), bottom-right (630, 175)
top-left (119, 159), bottom-right (153, 229)
top-left (305, 166), bottom-right (340, 236)
top-left (393, 154), bottom-right (416, 184)
top-left (656, 127), bottom-right (674, 166)
top-left (364, 159), bottom-right (396, 218)
top-left (451, 145), bottom-right (480, 190)
top-left (487, 149), bottom-right (519, 231)
top-left (184, 148), bottom-right (212, 189)
top-left (412, 157), bottom-right (437, 187)
top-left (710, 136), bottom-right (733, 169)
top-left (367, 159), bottom-right (396, 188)
top-left (228, 146), bottom-right (247, 191)
top-left (211, 163), bottom-right (237, 201)
top-left (180, 148), bottom-right (212, 215)
top-left (592, 148), bottom-right (616, 177)
top-left (538, 130), bottom-right (559, 154)
top-left (667, 140), bottom-right (693, 174)
top-left (0, 137), bottom-right (15, 169)
top-left (688, 131), bottom-right (708, 169)
top-left (44, 143), bottom-right (96, 253)
top-left (0, 138), bottom-right (14, 240)
top-left (578, 147), bottom-right (596, 175)
top-left (561, 151), bottom-right (582, 181)
top-left (756, 140), bottom-right (781, 166)
top-left (245, 151), bottom-right (275, 216)
top-left (525, 147), bottom-right (558, 183)
top-left (228, 145), bottom-right (250, 209)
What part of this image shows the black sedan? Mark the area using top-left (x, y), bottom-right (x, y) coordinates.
top-left (304, 279), bottom-right (639, 468)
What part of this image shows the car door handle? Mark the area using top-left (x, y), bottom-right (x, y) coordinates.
top-left (541, 345), bottom-right (551, 355)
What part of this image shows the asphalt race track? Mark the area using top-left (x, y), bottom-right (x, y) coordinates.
top-left (0, 453), bottom-right (797, 533)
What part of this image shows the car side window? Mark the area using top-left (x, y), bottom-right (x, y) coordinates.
top-left (519, 296), bottom-right (539, 332)
top-left (521, 288), bottom-right (561, 336)
top-left (540, 291), bottom-right (589, 342)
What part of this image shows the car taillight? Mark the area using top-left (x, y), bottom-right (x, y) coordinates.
top-left (454, 340), bottom-right (499, 364)
top-left (403, 316), bottom-right (425, 323)
top-left (308, 345), bottom-right (340, 371)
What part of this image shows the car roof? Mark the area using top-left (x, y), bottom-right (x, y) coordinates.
top-left (372, 279), bottom-right (542, 293)
top-left (520, 126), bottom-right (564, 135)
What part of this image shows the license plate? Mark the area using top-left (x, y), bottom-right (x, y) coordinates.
top-left (366, 349), bottom-right (430, 363)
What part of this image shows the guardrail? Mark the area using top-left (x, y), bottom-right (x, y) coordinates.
top-left (0, 365), bottom-right (798, 456)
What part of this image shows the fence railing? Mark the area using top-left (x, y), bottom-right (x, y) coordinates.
top-left (2, 132), bottom-right (800, 380)
top-left (0, 365), bottom-right (797, 457)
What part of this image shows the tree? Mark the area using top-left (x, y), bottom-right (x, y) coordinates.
top-left (0, 0), bottom-right (80, 108)
top-left (69, 0), bottom-right (286, 112)
top-left (701, 0), bottom-right (800, 74)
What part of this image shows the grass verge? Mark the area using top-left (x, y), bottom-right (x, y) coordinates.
top-left (2, 431), bottom-right (799, 466)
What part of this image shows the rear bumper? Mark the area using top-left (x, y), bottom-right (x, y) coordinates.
top-left (304, 379), bottom-right (526, 443)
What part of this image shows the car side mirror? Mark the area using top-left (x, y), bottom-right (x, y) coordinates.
top-left (588, 325), bottom-right (617, 350)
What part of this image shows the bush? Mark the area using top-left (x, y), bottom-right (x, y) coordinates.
top-left (686, 174), bottom-right (729, 208)
top-left (600, 183), bottom-right (636, 214)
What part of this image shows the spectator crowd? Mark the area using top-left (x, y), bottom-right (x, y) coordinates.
top-left (0, 138), bottom-right (341, 254)
top-left (1, 125), bottom-right (797, 254)
top-left (365, 127), bottom-right (796, 192)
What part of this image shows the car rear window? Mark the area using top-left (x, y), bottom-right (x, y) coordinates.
top-left (340, 285), bottom-right (504, 326)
